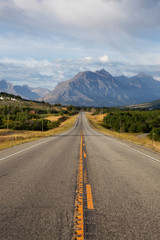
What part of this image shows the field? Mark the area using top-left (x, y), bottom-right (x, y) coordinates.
top-left (87, 113), bottom-right (160, 153)
top-left (0, 115), bottom-right (77, 150)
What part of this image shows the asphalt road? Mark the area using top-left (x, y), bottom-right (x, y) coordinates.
top-left (0, 112), bottom-right (160, 239)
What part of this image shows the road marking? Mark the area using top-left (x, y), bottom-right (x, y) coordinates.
top-left (72, 131), bottom-right (84, 240)
top-left (73, 129), bottom-right (95, 239)
top-left (0, 120), bottom-right (77, 162)
top-left (0, 137), bottom-right (56, 161)
top-left (116, 141), bottom-right (160, 164)
top-left (88, 120), bottom-right (160, 164)
top-left (86, 184), bottom-right (94, 210)
top-left (84, 170), bottom-right (87, 184)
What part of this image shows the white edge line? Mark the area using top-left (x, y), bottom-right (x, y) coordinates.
top-left (0, 120), bottom-right (77, 162)
top-left (88, 122), bottom-right (160, 164)
top-left (117, 141), bottom-right (160, 164)
top-left (0, 137), bottom-right (55, 161)
top-left (0, 123), bottom-right (77, 162)
top-left (104, 134), bottom-right (160, 164)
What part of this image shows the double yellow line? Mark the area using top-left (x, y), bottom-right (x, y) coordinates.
top-left (72, 129), bottom-right (94, 240)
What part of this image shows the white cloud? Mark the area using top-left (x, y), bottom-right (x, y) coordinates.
top-left (99, 55), bottom-right (109, 63)
top-left (81, 56), bottom-right (93, 62)
top-left (154, 77), bottom-right (160, 81)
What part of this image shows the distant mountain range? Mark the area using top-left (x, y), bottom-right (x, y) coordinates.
top-left (42, 69), bottom-right (160, 107)
top-left (0, 79), bottom-right (50, 100)
top-left (2, 70), bottom-right (160, 106)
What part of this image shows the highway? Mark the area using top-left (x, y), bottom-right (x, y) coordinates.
top-left (0, 112), bottom-right (160, 239)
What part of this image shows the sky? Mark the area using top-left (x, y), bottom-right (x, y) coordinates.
top-left (0, 0), bottom-right (160, 89)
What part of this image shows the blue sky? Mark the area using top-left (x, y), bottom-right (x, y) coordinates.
top-left (0, 0), bottom-right (160, 89)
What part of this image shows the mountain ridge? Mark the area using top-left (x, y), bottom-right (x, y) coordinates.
top-left (42, 69), bottom-right (160, 107)
top-left (0, 79), bottom-right (50, 100)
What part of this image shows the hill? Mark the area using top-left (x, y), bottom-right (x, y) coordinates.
top-left (126, 99), bottom-right (160, 109)
top-left (0, 92), bottom-right (79, 131)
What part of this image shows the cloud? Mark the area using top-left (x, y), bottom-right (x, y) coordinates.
top-left (1, 0), bottom-right (160, 44)
top-left (99, 55), bottom-right (109, 63)
top-left (0, 0), bottom-right (160, 65)
top-left (81, 57), bottom-right (93, 62)
top-left (0, 57), bottom-right (160, 89)
top-left (0, 0), bottom-right (160, 87)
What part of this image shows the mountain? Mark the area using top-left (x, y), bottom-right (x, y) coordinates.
top-left (0, 79), bottom-right (14, 93)
top-left (114, 72), bottom-right (160, 104)
top-left (0, 79), bottom-right (50, 100)
top-left (42, 69), bottom-right (160, 106)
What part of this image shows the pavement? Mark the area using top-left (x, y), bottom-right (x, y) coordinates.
top-left (0, 112), bottom-right (160, 239)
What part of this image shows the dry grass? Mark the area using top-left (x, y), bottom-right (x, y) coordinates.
top-left (87, 113), bottom-right (160, 153)
top-left (54, 107), bottom-right (67, 111)
top-left (89, 113), bottom-right (106, 123)
top-left (0, 115), bottom-right (77, 150)
top-left (45, 115), bottom-right (62, 121)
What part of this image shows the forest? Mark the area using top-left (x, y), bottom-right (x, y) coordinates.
top-left (103, 110), bottom-right (160, 141)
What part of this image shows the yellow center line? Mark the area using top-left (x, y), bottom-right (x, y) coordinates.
top-left (84, 170), bottom-right (87, 184)
top-left (86, 184), bottom-right (94, 210)
top-left (72, 130), bottom-right (84, 240)
top-left (72, 129), bottom-right (95, 239)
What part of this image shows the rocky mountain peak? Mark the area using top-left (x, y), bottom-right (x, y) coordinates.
top-left (96, 69), bottom-right (111, 76)
top-left (0, 79), bottom-right (50, 100)
top-left (42, 69), bottom-right (160, 107)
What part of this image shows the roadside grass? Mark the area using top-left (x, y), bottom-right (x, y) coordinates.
top-left (45, 115), bottom-right (63, 121)
top-left (0, 115), bottom-right (77, 150)
top-left (89, 113), bottom-right (106, 123)
top-left (87, 113), bottom-right (160, 153)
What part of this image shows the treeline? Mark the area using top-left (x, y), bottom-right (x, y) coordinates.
top-left (103, 110), bottom-right (160, 141)
top-left (0, 104), bottom-right (76, 131)
top-left (0, 92), bottom-right (22, 100)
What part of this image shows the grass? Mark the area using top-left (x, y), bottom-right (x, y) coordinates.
top-left (44, 115), bottom-right (63, 121)
top-left (88, 113), bottom-right (106, 123)
top-left (87, 113), bottom-right (160, 153)
top-left (0, 115), bottom-right (77, 150)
